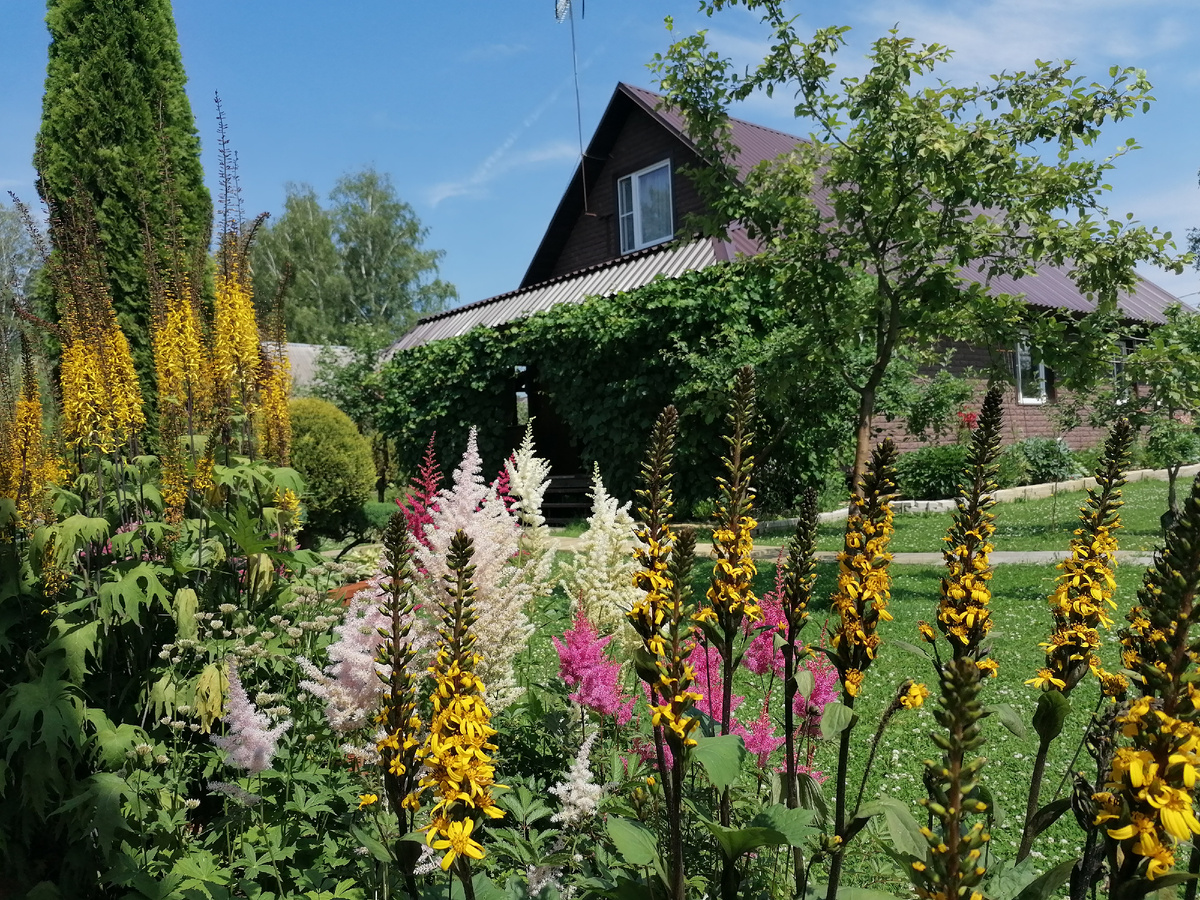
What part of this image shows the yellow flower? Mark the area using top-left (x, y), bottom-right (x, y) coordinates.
top-left (431, 817), bottom-right (485, 871)
top-left (1025, 668), bottom-right (1066, 691)
top-left (900, 682), bottom-right (930, 710)
top-left (357, 793), bottom-right (378, 809)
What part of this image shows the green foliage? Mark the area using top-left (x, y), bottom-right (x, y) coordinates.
top-left (1144, 418), bottom-right (1200, 470)
top-left (252, 168), bottom-right (456, 344)
top-left (289, 397), bottom-right (376, 540)
top-left (653, 0), bottom-right (1183, 486)
top-left (895, 444), bottom-right (970, 500)
top-left (1017, 437), bottom-right (1082, 484)
top-left (896, 370), bottom-right (976, 443)
top-left (378, 261), bottom-right (857, 512)
top-left (36, 0), bottom-right (210, 383)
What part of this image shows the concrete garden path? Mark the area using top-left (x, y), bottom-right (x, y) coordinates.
top-left (545, 536), bottom-right (1156, 566)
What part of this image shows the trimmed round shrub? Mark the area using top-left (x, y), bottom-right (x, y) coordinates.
top-left (289, 398), bottom-right (375, 541)
top-left (895, 444), bottom-right (969, 501)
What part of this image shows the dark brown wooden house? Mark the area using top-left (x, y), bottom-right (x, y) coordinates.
top-left (390, 82), bottom-right (1183, 467)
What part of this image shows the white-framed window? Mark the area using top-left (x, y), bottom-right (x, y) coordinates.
top-left (1015, 339), bottom-right (1048, 405)
top-left (617, 160), bottom-right (673, 254)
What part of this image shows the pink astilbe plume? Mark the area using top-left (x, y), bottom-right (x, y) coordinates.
top-left (493, 455), bottom-right (516, 514)
top-left (211, 662), bottom-right (291, 773)
top-left (692, 641), bottom-right (746, 726)
top-left (794, 651), bottom-right (840, 737)
top-left (742, 695), bottom-right (785, 768)
top-left (744, 559), bottom-right (787, 677)
top-left (553, 609), bottom-right (634, 724)
top-left (398, 433), bottom-right (441, 552)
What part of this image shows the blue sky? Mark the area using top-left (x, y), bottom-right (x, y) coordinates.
top-left (2, 1), bottom-right (1199, 310)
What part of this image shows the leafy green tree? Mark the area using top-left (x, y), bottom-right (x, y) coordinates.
top-left (253, 168), bottom-right (455, 344)
top-left (36, 0), bottom-right (211, 383)
top-left (654, 1), bottom-right (1183, 490)
top-left (1113, 305), bottom-right (1200, 523)
top-left (251, 184), bottom-right (350, 343)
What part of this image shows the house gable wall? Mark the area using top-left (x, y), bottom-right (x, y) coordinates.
top-left (546, 109), bottom-right (712, 280)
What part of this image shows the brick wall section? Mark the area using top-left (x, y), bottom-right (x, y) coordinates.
top-left (875, 341), bottom-right (1112, 453)
top-left (549, 110), bottom-right (710, 278)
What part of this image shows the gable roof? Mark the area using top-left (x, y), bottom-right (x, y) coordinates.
top-left (390, 83), bottom-right (1181, 355)
top-left (520, 82), bottom-right (806, 289)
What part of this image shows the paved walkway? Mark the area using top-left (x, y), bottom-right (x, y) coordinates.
top-left (547, 536), bottom-right (1155, 566)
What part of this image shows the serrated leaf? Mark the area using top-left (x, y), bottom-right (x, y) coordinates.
top-left (0, 668), bottom-right (84, 761)
top-left (984, 856), bottom-right (1039, 900)
top-left (42, 617), bottom-right (100, 683)
top-left (986, 702), bottom-right (1028, 740)
top-left (857, 796), bottom-right (926, 860)
top-left (692, 734), bottom-right (747, 791)
top-left (54, 772), bottom-right (133, 853)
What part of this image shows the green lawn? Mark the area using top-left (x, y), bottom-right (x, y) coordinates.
top-left (810, 477), bottom-right (1174, 554)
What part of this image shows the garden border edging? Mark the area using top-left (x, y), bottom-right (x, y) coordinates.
top-left (750, 463), bottom-right (1200, 536)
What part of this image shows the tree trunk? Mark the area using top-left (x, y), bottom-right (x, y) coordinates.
top-left (850, 385), bottom-right (877, 496)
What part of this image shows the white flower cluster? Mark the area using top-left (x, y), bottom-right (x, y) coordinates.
top-left (506, 422), bottom-right (552, 542)
top-left (562, 465), bottom-right (640, 637)
top-left (549, 727), bottom-right (604, 827)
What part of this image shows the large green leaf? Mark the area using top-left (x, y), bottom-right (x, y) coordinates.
top-left (54, 772), bottom-right (133, 853)
top-left (606, 816), bottom-right (660, 867)
top-left (1031, 690), bottom-right (1071, 743)
top-left (820, 701), bottom-right (855, 740)
top-left (984, 857), bottom-right (1039, 900)
top-left (692, 734), bottom-right (747, 791)
top-left (41, 616), bottom-right (100, 683)
top-left (1014, 858), bottom-right (1077, 900)
top-left (856, 796), bottom-right (927, 860)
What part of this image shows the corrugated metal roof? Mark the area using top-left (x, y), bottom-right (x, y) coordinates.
top-left (389, 238), bottom-right (721, 353)
top-left (957, 263), bottom-right (1176, 325)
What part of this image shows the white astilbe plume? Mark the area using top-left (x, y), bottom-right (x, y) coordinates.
top-left (549, 726), bottom-right (604, 827)
top-left (211, 662), bottom-right (291, 774)
top-left (506, 422), bottom-right (552, 545)
top-left (562, 464), bottom-right (640, 637)
top-left (298, 555), bottom-right (434, 732)
top-left (417, 428), bottom-right (549, 709)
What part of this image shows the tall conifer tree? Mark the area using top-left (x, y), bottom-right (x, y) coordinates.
top-left (37, 0), bottom-right (211, 385)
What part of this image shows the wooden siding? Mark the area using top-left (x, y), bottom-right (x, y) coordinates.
top-left (548, 109), bottom-right (711, 279)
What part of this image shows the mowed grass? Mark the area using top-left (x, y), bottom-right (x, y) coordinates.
top-left (810, 477), bottom-right (1173, 554)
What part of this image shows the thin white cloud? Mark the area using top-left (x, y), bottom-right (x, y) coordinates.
top-left (428, 140), bottom-right (579, 206)
top-left (427, 68), bottom-right (589, 207)
top-left (461, 42), bottom-right (530, 63)
top-left (859, 0), bottom-right (1194, 82)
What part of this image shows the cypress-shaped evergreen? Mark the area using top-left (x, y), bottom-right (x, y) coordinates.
top-left (37, 0), bottom-right (211, 386)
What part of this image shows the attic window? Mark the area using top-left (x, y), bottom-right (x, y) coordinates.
top-left (618, 160), bottom-right (673, 253)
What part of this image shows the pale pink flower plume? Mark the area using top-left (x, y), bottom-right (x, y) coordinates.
top-left (211, 662), bottom-right (291, 773)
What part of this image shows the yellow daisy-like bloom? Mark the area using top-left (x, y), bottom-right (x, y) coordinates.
top-left (431, 817), bottom-right (485, 871)
top-left (1025, 668), bottom-right (1066, 691)
top-left (357, 793), bottom-right (378, 809)
top-left (900, 682), bottom-right (931, 710)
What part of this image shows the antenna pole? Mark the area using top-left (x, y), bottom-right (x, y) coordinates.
top-left (567, 1), bottom-right (589, 214)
